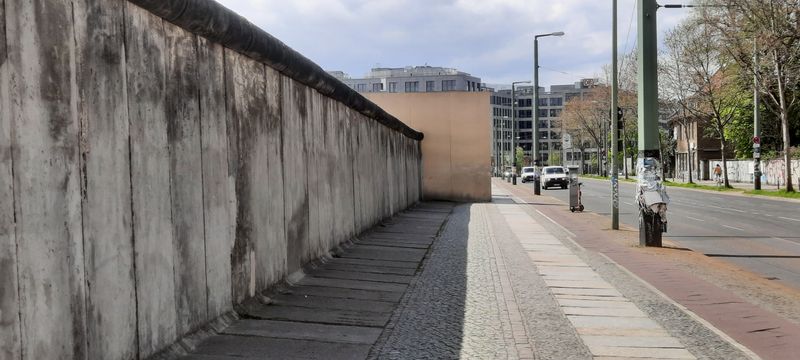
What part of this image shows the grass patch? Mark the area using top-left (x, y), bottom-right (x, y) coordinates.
top-left (662, 181), bottom-right (738, 192)
top-left (576, 176), bottom-right (799, 198)
top-left (580, 174), bottom-right (637, 182)
top-left (743, 189), bottom-right (800, 199)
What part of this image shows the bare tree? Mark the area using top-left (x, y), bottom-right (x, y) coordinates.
top-left (562, 89), bottom-right (609, 175)
top-left (661, 24), bottom-right (698, 183)
top-left (603, 50), bottom-right (639, 178)
top-left (703, 0), bottom-right (799, 191)
top-left (663, 15), bottom-right (748, 187)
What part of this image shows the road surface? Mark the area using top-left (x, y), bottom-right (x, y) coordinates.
top-left (527, 178), bottom-right (800, 290)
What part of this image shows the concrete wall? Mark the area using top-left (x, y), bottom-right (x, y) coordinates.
top-left (714, 159), bottom-right (800, 187)
top-left (365, 92), bottom-right (491, 202)
top-left (0, 1), bottom-right (421, 359)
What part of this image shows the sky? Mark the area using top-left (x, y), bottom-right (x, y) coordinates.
top-left (215, 0), bottom-right (690, 90)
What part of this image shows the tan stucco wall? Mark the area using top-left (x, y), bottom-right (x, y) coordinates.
top-left (365, 92), bottom-right (491, 202)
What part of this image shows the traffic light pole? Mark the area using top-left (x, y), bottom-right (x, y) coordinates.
top-left (637, 0), bottom-right (665, 247)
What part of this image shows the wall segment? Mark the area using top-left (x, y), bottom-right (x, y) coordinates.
top-left (0, 0), bottom-right (423, 358)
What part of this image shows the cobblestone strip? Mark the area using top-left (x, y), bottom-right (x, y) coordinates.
top-left (371, 203), bottom-right (536, 359)
top-left (482, 205), bottom-right (536, 359)
top-left (496, 204), bottom-right (696, 360)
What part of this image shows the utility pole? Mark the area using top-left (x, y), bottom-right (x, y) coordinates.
top-left (753, 38), bottom-right (761, 190)
top-left (637, 0), bottom-right (666, 247)
top-left (611, 0), bottom-right (620, 230)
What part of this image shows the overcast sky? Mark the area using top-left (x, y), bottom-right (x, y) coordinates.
top-left (215, 0), bottom-right (690, 89)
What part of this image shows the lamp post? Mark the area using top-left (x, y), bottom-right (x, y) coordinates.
top-left (501, 115), bottom-right (510, 179)
top-left (611, 0), bottom-right (620, 229)
top-left (534, 31), bottom-right (565, 194)
top-left (512, 81), bottom-right (531, 185)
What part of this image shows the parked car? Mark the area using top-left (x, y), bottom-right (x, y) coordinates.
top-left (520, 167), bottom-right (539, 183)
top-left (542, 166), bottom-right (568, 189)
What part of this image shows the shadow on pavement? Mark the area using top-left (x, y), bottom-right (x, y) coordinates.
top-left (367, 203), bottom-right (470, 359)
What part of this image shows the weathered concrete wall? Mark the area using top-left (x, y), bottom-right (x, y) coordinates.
top-left (0, 1), bottom-right (422, 359)
top-left (713, 159), bottom-right (800, 187)
top-left (365, 92), bottom-right (491, 202)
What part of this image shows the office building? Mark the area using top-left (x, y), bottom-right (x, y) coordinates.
top-left (330, 66), bottom-right (483, 93)
top-left (491, 79), bottom-right (599, 174)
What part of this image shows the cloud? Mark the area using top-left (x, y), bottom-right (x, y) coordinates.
top-left (215, 0), bottom-right (689, 88)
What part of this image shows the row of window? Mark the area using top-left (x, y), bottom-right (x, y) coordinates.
top-left (352, 79), bottom-right (464, 93)
top-left (492, 109), bottom-right (562, 118)
top-left (491, 97), bottom-right (564, 107)
top-left (493, 119), bottom-right (559, 129)
top-left (493, 130), bottom-right (562, 140)
top-left (493, 108), bottom-right (513, 117)
top-left (491, 96), bottom-right (512, 106)
top-left (495, 147), bottom-right (576, 158)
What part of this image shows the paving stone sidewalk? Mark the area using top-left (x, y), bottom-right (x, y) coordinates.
top-left (176, 190), bottom-right (754, 359)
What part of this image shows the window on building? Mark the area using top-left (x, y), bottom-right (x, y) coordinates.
top-left (356, 83), bottom-right (367, 92)
top-left (405, 81), bottom-right (419, 92)
top-left (372, 83), bottom-right (383, 92)
top-left (526, 99), bottom-right (533, 107)
top-left (565, 93), bottom-right (579, 102)
top-left (426, 81), bottom-right (435, 92)
top-left (388, 82), bottom-right (397, 93)
top-left (539, 120), bottom-right (548, 129)
top-left (549, 109), bottom-right (561, 117)
top-left (539, 109), bottom-right (548, 118)
top-left (540, 131), bottom-right (549, 139)
top-left (519, 121), bottom-right (532, 129)
top-left (549, 97), bottom-right (563, 106)
top-left (538, 98), bottom-right (548, 106)
top-left (442, 80), bottom-right (456, 91)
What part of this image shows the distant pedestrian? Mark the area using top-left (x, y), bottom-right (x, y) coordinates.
top-left (713, 164), bottom-right (722, 185)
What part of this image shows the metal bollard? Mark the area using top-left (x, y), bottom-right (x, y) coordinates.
top-left (534, 179), bottom-right (541, 195)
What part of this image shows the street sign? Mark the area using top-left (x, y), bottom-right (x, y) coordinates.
top-left (562, 133), bottom-right (572, 149)
top-left (753, 136), bottom-right (760, 144)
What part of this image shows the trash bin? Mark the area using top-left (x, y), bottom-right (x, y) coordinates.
top-left (569, 172), bottom-right (584, 212)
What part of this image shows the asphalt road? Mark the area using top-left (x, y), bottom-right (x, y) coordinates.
top-left (525, 178), bottom-right (800, 290)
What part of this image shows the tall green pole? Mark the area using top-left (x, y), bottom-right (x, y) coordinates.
top-left (637, 0), bottom-right (664, 247)
top-left (611, 0), bottom-right (620, 230)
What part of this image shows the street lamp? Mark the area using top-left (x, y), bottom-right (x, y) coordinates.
top-left (511, 80), bottom-right (531, 185)
top-left (534, 31), bottom-right (565, 195)
top-left (500, 115), bottom-right (510, 179)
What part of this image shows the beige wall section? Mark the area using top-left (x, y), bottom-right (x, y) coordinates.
top-left (365, 92), bottom-right (491, 202)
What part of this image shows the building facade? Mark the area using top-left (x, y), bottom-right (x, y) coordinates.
top-left (330, 66), bottom-right (483, 94)
top-left (491, 79), bottom-right (598, 174)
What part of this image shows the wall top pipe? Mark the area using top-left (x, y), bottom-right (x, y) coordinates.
top-left (128, 0), bottom-right (424, 141)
